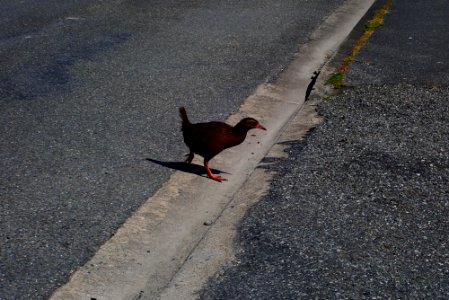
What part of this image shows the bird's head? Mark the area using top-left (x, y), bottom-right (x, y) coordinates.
top-left (235, 117), bottom-right (266, 132)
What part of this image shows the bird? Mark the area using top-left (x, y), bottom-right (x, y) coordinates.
top-left (179, 107), bottom-right (266, 182)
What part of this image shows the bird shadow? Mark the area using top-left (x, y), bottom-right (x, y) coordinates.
top-left (145, 158), bottom-right (226, 177)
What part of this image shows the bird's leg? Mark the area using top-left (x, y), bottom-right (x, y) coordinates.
top-left (204, 160), bottom-right (226, 182)
top-left (184, 151), bottom-right (194, 164)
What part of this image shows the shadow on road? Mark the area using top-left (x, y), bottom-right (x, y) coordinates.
top-left (145, 158), bottom-right (226, 177)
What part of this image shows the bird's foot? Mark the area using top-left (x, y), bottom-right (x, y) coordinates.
top-left (209, 175), bottom-right (227, 182)
top-left (204, 162), bottom-right (226, 182)
top-left (184, 153), bottom-right (194, 164)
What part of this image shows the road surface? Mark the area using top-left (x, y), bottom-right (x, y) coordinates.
top-left (1, 0), bottom-right (346, 298)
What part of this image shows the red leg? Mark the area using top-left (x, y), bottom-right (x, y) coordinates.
top-left (204, 161), bottom-right (226, 182)
top-left (184, 152), bottom-right (194, 164)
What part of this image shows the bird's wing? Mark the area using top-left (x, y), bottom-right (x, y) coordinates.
top-left (183, 122), bottom-right (236, 158)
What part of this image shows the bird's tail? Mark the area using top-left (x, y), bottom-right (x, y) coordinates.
top-left (179, 107), bottom-right (191, 128)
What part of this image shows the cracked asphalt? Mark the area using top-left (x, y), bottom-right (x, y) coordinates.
top-left (200, 0), bottom-right (449, 298)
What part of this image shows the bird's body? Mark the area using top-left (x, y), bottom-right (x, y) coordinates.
top-left (179, 107), bottom-right (266, 182)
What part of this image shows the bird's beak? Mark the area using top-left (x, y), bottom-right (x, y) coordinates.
top-left (256, 123), bottom-right (267, 130)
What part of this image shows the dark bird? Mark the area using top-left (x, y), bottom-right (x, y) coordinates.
top-left (179, 107), bottom-right (266, 182)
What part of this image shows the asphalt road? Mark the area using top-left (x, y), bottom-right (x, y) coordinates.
top-left (201, 0), bottom-right (449, 298)
top-left (0, 0), bottom-right (346, 299)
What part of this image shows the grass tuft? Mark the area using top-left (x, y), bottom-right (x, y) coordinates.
top-left (327, 72), bottom-right (345, 89)
top-left (326, 0), bottom-right (393, 89)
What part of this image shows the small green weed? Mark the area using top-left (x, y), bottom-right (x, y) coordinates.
top-left (326, 0), bottom-right (393, 90)
top-left (365, 19), bottom-right (382, 29)
top-left (327, 72), bottom-right (344, 89)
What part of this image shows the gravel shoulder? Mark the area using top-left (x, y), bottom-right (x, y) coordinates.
top-left (200, 0), bottom-right (449, 298)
